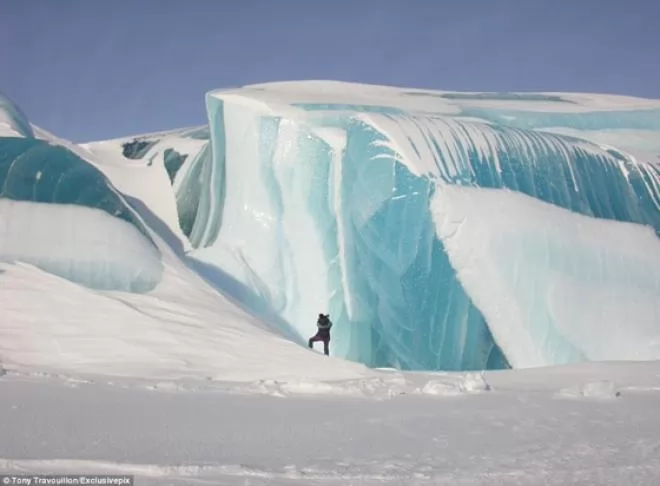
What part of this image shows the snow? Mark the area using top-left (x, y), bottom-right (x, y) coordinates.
top-left (0, 261), bottom-right (367, 382)
top-left (1, 81), bottom-right (660, 484)
top-left (210, 79), bottom-right (660, 114)
top-left (0, 93), bottom-right (33, 138)
top-left (80, 130), bottom-right (210, 252)
top-left (2, 362), bottom-right (660, 484)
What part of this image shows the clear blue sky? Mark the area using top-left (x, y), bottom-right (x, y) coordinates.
top-left (2, 0), bottom-right (659, 142)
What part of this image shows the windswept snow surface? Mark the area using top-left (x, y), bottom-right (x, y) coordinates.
top-left (2, 363), bottom-right (660, 485)
top-left (0, 260), bottom-right (366, 382)
top-left (1, 83), bottom-right (660, 484)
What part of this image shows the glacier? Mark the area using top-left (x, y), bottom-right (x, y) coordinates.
top-left (2, 82), bottom-right (660, 372)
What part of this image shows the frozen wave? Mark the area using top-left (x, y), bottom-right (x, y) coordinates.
top-left (0, 110), bottom-right (163, 292)
top-left (191, 81), bottom-right (660, 370)
top-left (359, 113), bottom-right (660, 225)
top-left (10, 80), bottom-right (660, 371)
top-left (431, 184), bottom-right (660, 368)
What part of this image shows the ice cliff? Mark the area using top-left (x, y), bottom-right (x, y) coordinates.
top-left (3, 82), bottom-right (660, 371)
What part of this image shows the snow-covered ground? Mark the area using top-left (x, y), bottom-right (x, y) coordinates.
top-left (2, 360), bottom-right (660, 485)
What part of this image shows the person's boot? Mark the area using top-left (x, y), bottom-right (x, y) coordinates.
top-left (323, 341), bottom-right (329, 356)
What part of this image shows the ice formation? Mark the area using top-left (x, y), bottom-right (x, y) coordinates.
top-left (2, 82), bottom-right (660, 371)
top-left (184, 82), bottom-right (660, 371)
top-left (0, 94), bottom-right (163, 292)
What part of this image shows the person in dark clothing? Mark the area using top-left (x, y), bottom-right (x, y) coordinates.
top-left (308, 313), bottom-right (332, 356)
